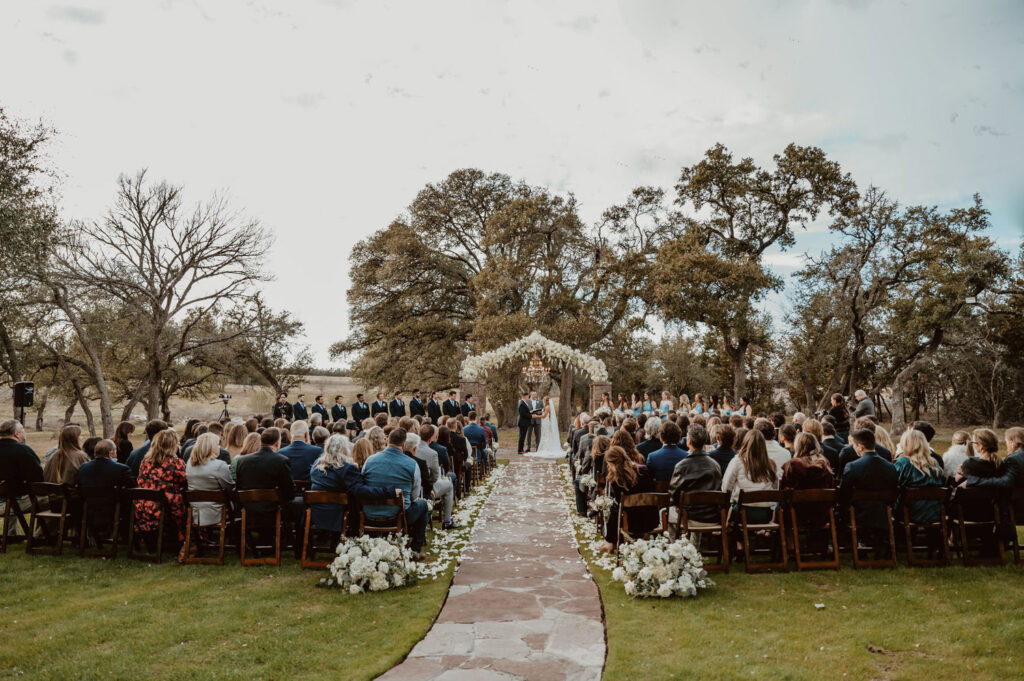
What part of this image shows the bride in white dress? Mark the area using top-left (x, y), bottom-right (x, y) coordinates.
top-left (527, 397), bottom-right (566, 459)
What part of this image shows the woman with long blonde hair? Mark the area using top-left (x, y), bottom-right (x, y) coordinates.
top-left (43, 424), bottom-right (88, 486)
top-left (873, 425), bottom-right (895, 455)
top-left (893, 429), bottom-right (944, 524)
top-left (136, 429), bottom-right (188, 544)
top-left (185, 432), bottom-right (233, 540)
top-left (224, 422), bottom-right (248, 459)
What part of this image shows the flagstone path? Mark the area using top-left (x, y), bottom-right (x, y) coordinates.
top-left (378, 457), bottom-right (605, 681)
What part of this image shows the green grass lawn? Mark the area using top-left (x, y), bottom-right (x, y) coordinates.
top-left (0, 551), bottom-right (453, 681)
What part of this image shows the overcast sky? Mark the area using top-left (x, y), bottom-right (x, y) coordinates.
top-left (3, 0), bottom-right (1022, 366)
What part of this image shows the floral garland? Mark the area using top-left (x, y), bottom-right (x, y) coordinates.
top-left (459, 331), bottom-right (609, 382)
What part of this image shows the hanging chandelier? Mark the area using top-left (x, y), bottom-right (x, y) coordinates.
top-left (521, 352), bottom-right (549, 383)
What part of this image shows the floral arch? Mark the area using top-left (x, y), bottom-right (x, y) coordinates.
top-left (458, 332), bottom-right (612, 426)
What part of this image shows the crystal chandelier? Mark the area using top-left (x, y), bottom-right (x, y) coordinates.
top-left (521, 352), bottom-right (549, 384)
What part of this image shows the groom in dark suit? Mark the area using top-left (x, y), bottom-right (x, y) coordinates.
top-left (389, 391), bottom-right (407, 418)
top-left (517, 392), bottom-right (542, 455)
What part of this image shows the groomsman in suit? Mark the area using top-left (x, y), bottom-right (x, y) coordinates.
top-left (389, 391), bottom-right (407, 418)
top-left (409, 390), bottom-right (425, 418)
top-left (517, 392), bottom-right (540, 455)
top-left (442, 391), bottom-right (461, 419)
top-left (311, 395), bottom-right (330, 423)
top-left (527, 391), bottom-right (543, 451)
top-left (351, 394), bottom-right (370, 426)
top-left (461, 394), bottom-right (474, 417)
top-left (331, 395), bottom-right (348, 423)
top-left (371, 393), bottom-right (389, 417)
top-left (426, 391), bottom-right (442, 423)
top-left (292, 394), bottom-right (309, 421)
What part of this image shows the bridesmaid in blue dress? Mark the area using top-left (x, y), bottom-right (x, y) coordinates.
top-left (641, 392), bottom-right (657, 414)
top-left (630, 393), bottom-right (642, 417)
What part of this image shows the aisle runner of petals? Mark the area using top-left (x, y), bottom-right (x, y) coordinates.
top-left (378, 460), bottom-right (606, 681)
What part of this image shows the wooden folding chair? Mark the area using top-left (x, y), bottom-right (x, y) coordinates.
top-left (1008, 487), bottom-right (1024, 566)
top-left (898, 486), bottom-right (951, 567)
top-left (0, 480), bottom-right (32, 553)
top-left (847, 488), bottom-right (898, 569)
top-left (653, 481), bottom-right (671, 493)
top-left (126, 488), bottom-right (172, 563)
top-left (676, 491), bottom-right (731, 572)
top-left (788, 488), bottom-right (840, 571)
top-left (615, 492), bottom-right (671, 552)
top-left (78, 487), bottom-right (122, 559)
top-left (26, 482), bottom-right (72, 555)
top-left (301, 490), bottom-right (348, 569)
top-left (737, 489), bottom-right (787, 573)
top-left (238, 489), bottom-right (283, 566)
top-left (949, 486), bottom-right (1006, 567)
top-left (183, 489), bottom-right (231, 565)
top-left (358, 492), bottom-right (407, 538)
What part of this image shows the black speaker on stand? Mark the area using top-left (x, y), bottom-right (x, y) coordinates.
top-left (13, 381), bottom-right (34, 426)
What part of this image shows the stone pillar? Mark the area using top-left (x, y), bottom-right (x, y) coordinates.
top-left (589, 382), bottom-right (612, 414)
top-left (459, 380), bottom-right (487, 417)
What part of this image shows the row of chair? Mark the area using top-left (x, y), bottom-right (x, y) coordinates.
top-left (611, 485), bottom-right (1024, 573)
top-left (0, 480), bottom-right (410, 568)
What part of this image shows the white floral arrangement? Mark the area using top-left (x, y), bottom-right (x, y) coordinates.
top-left (611, 533), bottom-right (713, 598)
top-left (577, 473), bottom-right (596, 490)
top-left (459, 331), bottom-right (609, 382)
top-left (321, 535), bottom-right (416, 593)
top-left (590, 494), bottom-right (615, 515)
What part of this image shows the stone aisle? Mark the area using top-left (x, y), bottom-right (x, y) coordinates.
top-left (378, 459), bottom-right (605, 681)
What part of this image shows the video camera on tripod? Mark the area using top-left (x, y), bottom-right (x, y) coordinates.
top-left (210, 393), bottom-right (232, 420)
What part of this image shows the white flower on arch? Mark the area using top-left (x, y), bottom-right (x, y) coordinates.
top-left (459, 331), bottom-right (608, 382)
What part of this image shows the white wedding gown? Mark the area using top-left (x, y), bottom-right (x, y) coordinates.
top-left (527, 403), bottom-right (566, 459)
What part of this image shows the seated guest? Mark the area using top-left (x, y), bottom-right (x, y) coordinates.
top-left (708, 424), bottom-right (737, 472)
top-left (135, 430), bottom-right (188, 546)
top-left (43, 424), bottom-right (89, 514)
top-left (448, 420), bottom-right (473, 495)
top-left (351, 438), bottom-right (375, 469)
top-left (781, 432), bottom-right (834, 490)
top-left (362, 428), bottom-right (429, 558)
top-left (424, 425), bottom-right (458, 489)
top-left (76, 438), bottom-right (134, 540)
top-left (942, 430), bottom-right (974, 481)
top-left (669, 424), bottom-right (722, 523)
top-left (127, 420), bottom-right (169, 478)
top-left (576, 420), bottom-right (602, 468)
top-left (433, 426), bottom-right (454, 473)
top-left (278, 421), bottom-right (324, 481)
top-left (82, 437), bottom-right (101, 460)
top-left (819, 422), bottom-right (843, 471)
top-left (575, 436), bottom-right (611, 515)
top-left (235, 428), bottom-right (296, 527)
top-left (959, 428), bottom-right (1002, 482)
top-left (224, 422), bottom-right (248, 460)
top-left (635, 417), bottom-right (662, 462)
top-left (414, 427), bottom-right (458, 529)
top-left (596, 445), bottom-right (656, 552)
top-left (646, 421), bottom-right (688, 482)
top-left (837, 418), bottom-right (892, 476)
top-left (964, 427), bottom-right (1024, 491)
top-left (910, 420), bottom-right (944, 470)
top-left (722, 429), bottom-right (778, 524)
top-left (181, 423), bottom-right (231, 464)
top-left (185, 432), bottom-right (234, 527)
top-left (893, 429), bottom-right (944, 524)
top-left (778, 423), bottom-right (797, 455)
top-left (309, 434), bottom-right (398, 533)
top-left (754, 418), bottom-right (791, 472)
top-left (610, 428), bottom-right (644, 464)
top-left (463, 412), bottom-right (489, 474)
top-left (874, 425), bottom-right (896, 459)
top-left (0, 419), bottom-right (44, 534)
top-left (838, 428), bottom-right (898, 543)
top-left (230, 432), bottom-right (263, 479)
top-left (113, 421), bottom-right (136, 464)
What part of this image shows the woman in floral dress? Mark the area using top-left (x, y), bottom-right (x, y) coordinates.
top-left (135, 429), bottom-right (188, 544)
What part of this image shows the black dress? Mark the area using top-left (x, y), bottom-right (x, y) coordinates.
top-left (603, 465), bottom-right (658, 545)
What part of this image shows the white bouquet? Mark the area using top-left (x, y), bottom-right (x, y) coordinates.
top-left (611, 533), bottom-right (713, 599)
top-left (578, 474), bottom-right (596, 490)
top-left (320, 534), bottom-right (416, 593)
top-left (590, 494), bottom-right (615, 514)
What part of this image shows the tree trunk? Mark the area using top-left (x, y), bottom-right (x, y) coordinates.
top-left (63, 400), bottom-right (76, 425)
top-left (730, 340), bottom-right (749, 405)
top-left (0, 320), bottom-right (23, 418)
top-left (558, 365), bottom-right (574, 433)
top-left (54, 293), bottom-right (116, 437)
top-left (890, 353), bottom-right (935, 438)
top-left (34, 390), bottom-right (48, 431)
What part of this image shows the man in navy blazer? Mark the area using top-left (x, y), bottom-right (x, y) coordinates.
top-left (77, 439), bottom-right (135, 536)
top-left (839, 428), bottom-right (898, 535)
top-left (331, 395), bottom-right (348, 424)
top-left (311, 395), bottom-right (330, 423)
top-left (461, 395), bottom-right (474, 418)
top-left (837, 428), bottom-right (891, 479)
top-left (409, 390), bottom-right (426, 418)
top-left (646, 421), bottom-right (688, 482)
top-left (426, 391), bottom-right (442, 423)
top-left (442, 391), bottom-right (461, 419)
top-left (292, 394), bottom-right (309, 422)
top-left (389, 391), bottom-right (407, 418)
top-left (371, 393), bottom-right (389, 417)
top-left (351, 394), bottom-right (371, 424)
top-left (277, 421), bottom-right (324, 481)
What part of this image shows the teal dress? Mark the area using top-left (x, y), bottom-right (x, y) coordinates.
top-left (894, 457), bottom-right (944, 523)
top-left (642, 400), bottom-right (656, 414)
